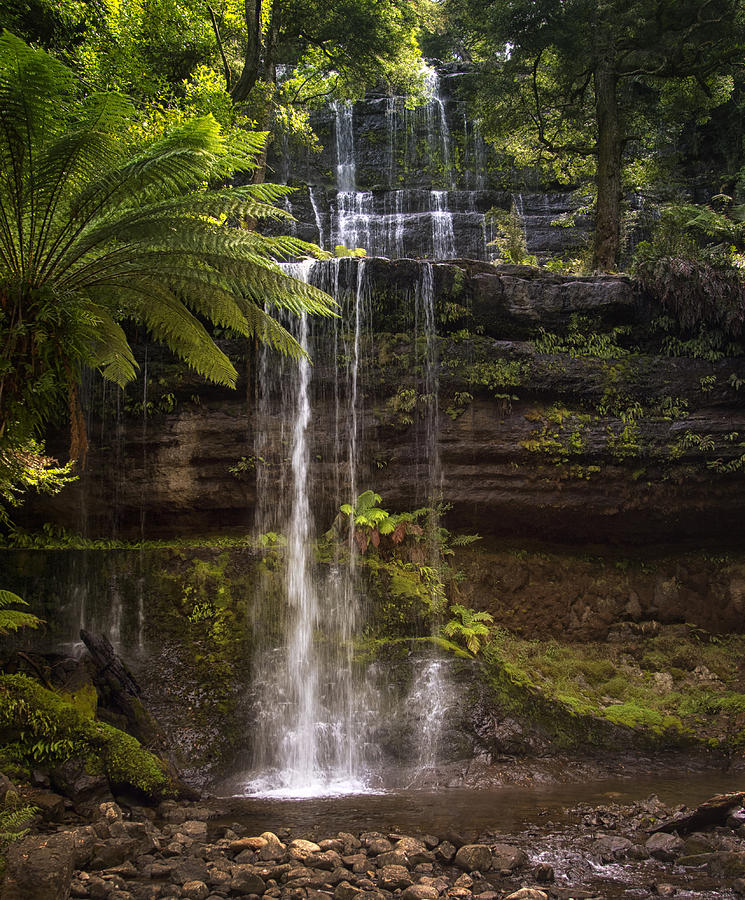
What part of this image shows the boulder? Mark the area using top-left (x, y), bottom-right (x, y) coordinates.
top-left (454, 845), bottom-right (492, 873)
top-left (366, 838), bottom-right (393, 856)
top-left (334, 882), bottom-right (360, 900)
top-left (170, 858), bottom-right (210, 885)
top-left (435, 842), bottom-right (457, 863)
top-left (402, 886), bottom-right (439, 900)
top-left (182, 882), bottom-right (210, 900)
top-left (503, 891), bottom-right (548, 900)
top-left (490, 844), bottom-right (528, 872)
top-left (375, 850), bottom-right (409, 868)
top-left (231, 866), bottom-right (268, 894)
top-left (645, 833), bottom-right (685, 862)
top-left (1, 832), bottom-right (75, 900)
top-left (593, 836), bottom-right (633, 861)
top-left (378, 865), bottom-right (413, 891)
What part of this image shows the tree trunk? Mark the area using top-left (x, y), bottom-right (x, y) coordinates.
top-left (231, 0), bottom-right (263, 103)
top-left (593, 56), bottom-right (622, 271)
top-left (252, 17), bottom-right (279, 184)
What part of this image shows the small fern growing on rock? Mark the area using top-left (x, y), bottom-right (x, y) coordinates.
top-left (442, 603), bottom-right (494, 655)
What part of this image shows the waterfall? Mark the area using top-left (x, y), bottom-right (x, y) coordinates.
top-left (309, 186), bottom-right (325, 251)
top-left (327, 74), bottom-right (490, 260)
top-left (243, 259), bottom-right (380, 797)
top-left (431, 191), bottom-right (456, 259)
top-left (406, 659), bottom-right (454, 778)
top-left (334, 100), bottom-right (357, 192)
top-left (424, 68), bottom-right (453, 189)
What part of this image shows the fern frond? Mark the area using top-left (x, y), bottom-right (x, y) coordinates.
top-left (0, 590), bottom-right (26, 610)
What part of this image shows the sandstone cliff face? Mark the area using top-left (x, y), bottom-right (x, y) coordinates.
top-left (25, 259), bottom-right (745, 549)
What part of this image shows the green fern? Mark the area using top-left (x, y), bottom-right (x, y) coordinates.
top-left (442, 603), bottom-right (494, 655)
top-left (0, 591), bottom-right (42, 636)
top-left (0, 32), bottom-right (335, 454)
top-left (0, 802), bottom-right (36, 847)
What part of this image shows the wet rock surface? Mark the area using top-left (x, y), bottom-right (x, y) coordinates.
top-left (4, 791), bottom-right (745, 900)
top-left (20, 255), bottom-right (745, 548)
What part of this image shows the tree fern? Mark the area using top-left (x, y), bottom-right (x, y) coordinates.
top-left (0, 31), bottom-right (335, 456)
top-left (0, 590), bottom-right (42, 635)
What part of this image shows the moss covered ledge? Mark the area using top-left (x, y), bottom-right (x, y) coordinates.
top-left (0, 674), bottom-right (175, 802)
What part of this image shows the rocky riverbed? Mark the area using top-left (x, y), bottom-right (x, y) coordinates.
top-left (4, 787), bottom-right (745, 900)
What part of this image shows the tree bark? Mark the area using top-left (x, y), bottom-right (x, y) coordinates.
top-left (231, 0), bottom-right (263, 103)
top-left (252, 15), bottom-right (279, 184)
top-left (593, 54), bottom-right (622, 271)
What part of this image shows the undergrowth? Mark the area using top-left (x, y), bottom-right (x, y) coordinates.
top-left (480, 626), bottom-right (745, 748)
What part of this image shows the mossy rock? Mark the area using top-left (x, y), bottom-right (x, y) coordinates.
top-left (0, 674), bottom-right (174, 801)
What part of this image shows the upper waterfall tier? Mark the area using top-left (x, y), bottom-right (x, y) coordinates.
top-left (267, 65), bottom-right (589, 261)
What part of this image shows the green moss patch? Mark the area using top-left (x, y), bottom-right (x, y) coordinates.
top-left (0, 674), bottom-right (173, 800)
top-left (478, 626), bottom-right (745, 751)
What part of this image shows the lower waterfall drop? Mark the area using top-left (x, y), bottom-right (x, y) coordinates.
top-left (242, 260), bottom-right (379, 798)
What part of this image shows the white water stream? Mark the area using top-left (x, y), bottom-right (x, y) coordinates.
top-left (242, 258), bottom-right (452, 797)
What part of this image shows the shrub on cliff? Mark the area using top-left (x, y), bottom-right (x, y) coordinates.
top-left (634, 203), bottom-right (745, 346)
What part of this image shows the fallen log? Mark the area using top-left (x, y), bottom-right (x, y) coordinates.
top-left (649, 791), bottom-right (745, 835)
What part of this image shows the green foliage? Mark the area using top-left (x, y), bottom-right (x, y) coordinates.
top-left (338, 490), bottom-right (425, 555)
top-left (442, 603), bottom-right (494, 655)
top-left (463, 358), bottom-right (526, 410)
top-left (0, 441), bottom-right (76, 527)
top-left (478, 623), bottom-right (745, 749)
top-left (334, 245), bottom-right (367, 258)
top-left (0, 674), bottom-right (171, 799)
top-left (522, 404), bottom-right (590, 465)
top-left (0, 591), bottom-right (42, 636)
top-left (0, 33), bottom-right (334, 458)
top-left (447, 0), bottom-right (744, 268)
top-left (445, 391), bottom-right (473, 420)
top-left (228, 455), bottom-right (265, 478)
top-left (533, 315), bottom-right (632, 358)
top-left (0, 801), bottom-right (36, 849)
top-left (486, 203), bottom-right (537, 266)
top-left (634, 204), bottom-right (745, 343)
top-left (382, 388), bottom-right (420, 428)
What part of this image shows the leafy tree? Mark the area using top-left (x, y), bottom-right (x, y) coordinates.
top-left (634, 202), bottom-right (745, 340)
top-left (0, 442), bottom-right (76, 527)
top-left (447, 0), bottom-right (745, 270)
top-left (0, 32), bottom-right (334, 461)
top-left (231, 0), bottom-right (421, 104)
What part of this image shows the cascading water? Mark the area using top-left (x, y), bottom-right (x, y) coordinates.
top-left (243, 260), bottom-right (381, 797)
top-left (431, 191), bottom-right (456, 260)
top-left (424, 68), bottom-right (453, 189)
top-left (327, 69), bottom-right (483, 259)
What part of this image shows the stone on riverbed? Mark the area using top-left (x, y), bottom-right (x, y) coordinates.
top-left (376, 849), bottom-right (410, 867)
top-left (379, 864), bottom-right (414, 890)
top-left (490, 844), bottom-right (528, 872)
top-left (454, 844), bottom-right (492, 872)
top-left (2, 832), bottom-right (76, 900)
top-left (503, 890), bottom-right (548, 900)
top-left (645, 832), bottom-right (685, 861)
top-left (677, 850), bottom-right (745, 877)
top-left (182, 880), bottom-right (210, 900)
top-left (593, 835), bottom-right (633, 861)
top-left (436, 841), bottom-right (457, 862)
top-left (402, 884), bottom-right (440, 900)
